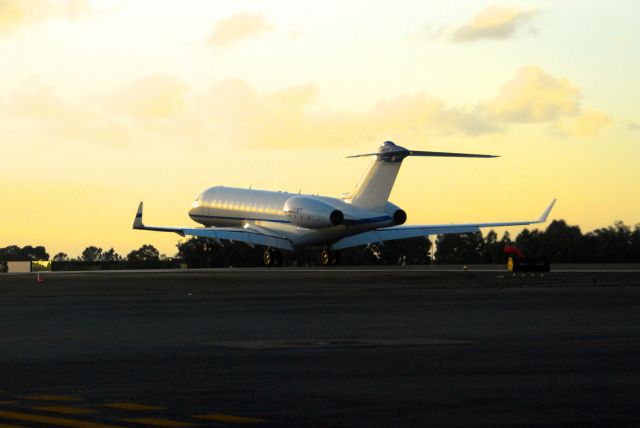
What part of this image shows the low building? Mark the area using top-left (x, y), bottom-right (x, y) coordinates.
top-left (6, 260), bottom-right (51, 273)
top-left (7, 261), bottom-right (31, 273)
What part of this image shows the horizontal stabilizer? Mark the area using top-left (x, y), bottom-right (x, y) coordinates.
top-left (344, 141), bottom-right (498, 211)
top-left (347, 150), bottom-right (498, 159)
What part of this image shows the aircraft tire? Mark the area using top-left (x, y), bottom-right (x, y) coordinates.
top-left (321, 249), bottom-right (331, 266)
top-left (263, 249), bottom-right (274, 267)
top-left (273, 250), bottom-right (283, 266)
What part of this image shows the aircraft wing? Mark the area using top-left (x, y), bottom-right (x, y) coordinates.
top-left (132, 202), bottom-right (294, 251)
top-left (331, 199), bottom-right (556, 251)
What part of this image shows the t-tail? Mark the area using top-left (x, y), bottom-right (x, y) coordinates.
top-left (344, 141), bottom-right (498, 211)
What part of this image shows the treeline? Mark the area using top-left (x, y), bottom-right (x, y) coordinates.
top-left (50, 244), bottom-right (178, 270)
top-left (175, 236), bottom-right (432, 267)
top-left (0, 245), bottom-right (49, 261)
top-left (0, 244), bottom-right (177, 271)
top-left (0, 238), bottom-right (431, 269)
top-left (2, 219), bottom-right (639, 269)
top-left (436, 220), bottom-right (640, 263)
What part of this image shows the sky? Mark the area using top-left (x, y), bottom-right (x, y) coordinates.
top-left (1, 0), bottom-right (639, 258)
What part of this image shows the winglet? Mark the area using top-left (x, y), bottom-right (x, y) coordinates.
top-left (133, 202), bottom-right (144, 229)
top-left (537, 199), bottom-right (557, 223)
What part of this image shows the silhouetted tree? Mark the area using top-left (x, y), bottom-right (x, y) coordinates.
top-left (127, 244), bottom-right (160, 264)
top-left (0, 245), bottom-right (48, 261)
top-left (631, 225), bottom-right (640, 263)
top-left (176, 237), bottom-right (264, 267)
top-left (541, 220), bottom-right (583, 262)
top-left (102, 248), bottom-right (122, 262)
top-left (0, 245), bottom-right (22, 261)
top-left (435, 232), bottom-right (484, 264)
top-left (586, 221), bottom-right (634, 262)
top-left (514, 229), bottom-right (544, 258)
top-left (81, 246), bottom-right (103, 262)
top-left (53, 252), bottom-right (69, 261)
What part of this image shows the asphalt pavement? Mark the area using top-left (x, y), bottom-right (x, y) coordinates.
top-left (1, 269), bottom-right (639, 427)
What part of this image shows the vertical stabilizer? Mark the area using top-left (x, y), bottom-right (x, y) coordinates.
top-left (344, 141), bottom-right (498, 211)
top-left (345, 141), bottom-right (408, 211)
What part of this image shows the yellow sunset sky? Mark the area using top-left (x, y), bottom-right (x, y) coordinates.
top-left (1, 0), bottom-right (639, 257)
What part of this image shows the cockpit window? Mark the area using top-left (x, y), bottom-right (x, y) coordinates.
top-left (194, 193), bottom-right (202, 201)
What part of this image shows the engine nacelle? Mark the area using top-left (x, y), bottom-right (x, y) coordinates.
top-left (383, 201), bottom-right (407, 225)
top-left (393, 209), bottom-right (407, 225)
top-left (284, 196), bottom-right (344, 229)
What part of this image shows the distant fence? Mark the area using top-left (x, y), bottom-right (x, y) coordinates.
top-left (51, 260), bottom-right (181, 271)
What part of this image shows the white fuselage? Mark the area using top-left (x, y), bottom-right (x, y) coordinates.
top-left (188, 186), bottom-right (402, 247)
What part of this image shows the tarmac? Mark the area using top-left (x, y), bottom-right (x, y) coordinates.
top-left (1, 267), bottom-right (640, 427)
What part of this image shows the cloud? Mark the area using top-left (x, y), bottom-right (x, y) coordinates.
top-left (482, 66), bottom-right (612, 137)
top-left (7, 84), bottom-right (69, 117)
top-left (2, 66), bottom-right (610, 151)
top-left (3, 83), bottom-right (128, 146)
top-left (106, 74), bottom-right (188, 118)
top-left (104, 74), bottom-right (207, 142)
top-left (624, 120), bottom-right (640, 132)
top-left (0, 0), bottom-right (89, 34)
top-left (199, 80), bottom-right (500, 149)
top-left (452, 4), bottom-right (538, 43)
top-left (486, 65), bottom-right (580, 123)
top-left (207, 13), bottom-right (272, 48)
top-left (367, 94), bottom-right (500, 137)
top-left (406, 24), bottom-right (450, 42)
top-left (555, 110), bottom-right (612, 137)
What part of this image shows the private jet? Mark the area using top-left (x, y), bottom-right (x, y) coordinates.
top-left (133, 141), bottom-right (555, 266)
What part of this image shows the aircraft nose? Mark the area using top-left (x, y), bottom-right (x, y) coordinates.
top-left (188, 205), bottom-right (198, 220)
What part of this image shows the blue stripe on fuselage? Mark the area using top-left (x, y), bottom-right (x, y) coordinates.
top-left (190, 214), bottom-right (391, 225)
top-left (190, 214), bottom-right (290, 224)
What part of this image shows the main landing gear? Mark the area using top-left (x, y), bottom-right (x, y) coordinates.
top-left (321, 249), bottom-right (340, 266)
top-left (263, 248), bottom-right (283, 267)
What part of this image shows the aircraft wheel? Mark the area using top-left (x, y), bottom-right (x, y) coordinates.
top-left (321, 249), bottom-right (332, 266)
top-left (331, 251), bottom-right (341, 265)
top-left (273, 250), bottom-right (283, 266)
top-left (263, 248), bottom-right (274, 267)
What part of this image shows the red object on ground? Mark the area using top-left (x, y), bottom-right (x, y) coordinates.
top-left (503, 245), bottom-right (525, 259)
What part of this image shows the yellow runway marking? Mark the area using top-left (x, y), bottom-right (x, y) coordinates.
top-left (123, 418), bottom-right (194, 427)
top-left (32, 406), bottom-right (95, 415)
top-left (0, 401), bottom-right (18, 405)
top-left (0, 410), bottom-right (124, 428)
top-left (20, 395), bottom-right (79, 402)
top-left (194, 414), bottom-right (265, 423)
top-left (100, 402), bottom-right (163, 411)
top-left (0, 423), bottom-right (26, 428)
